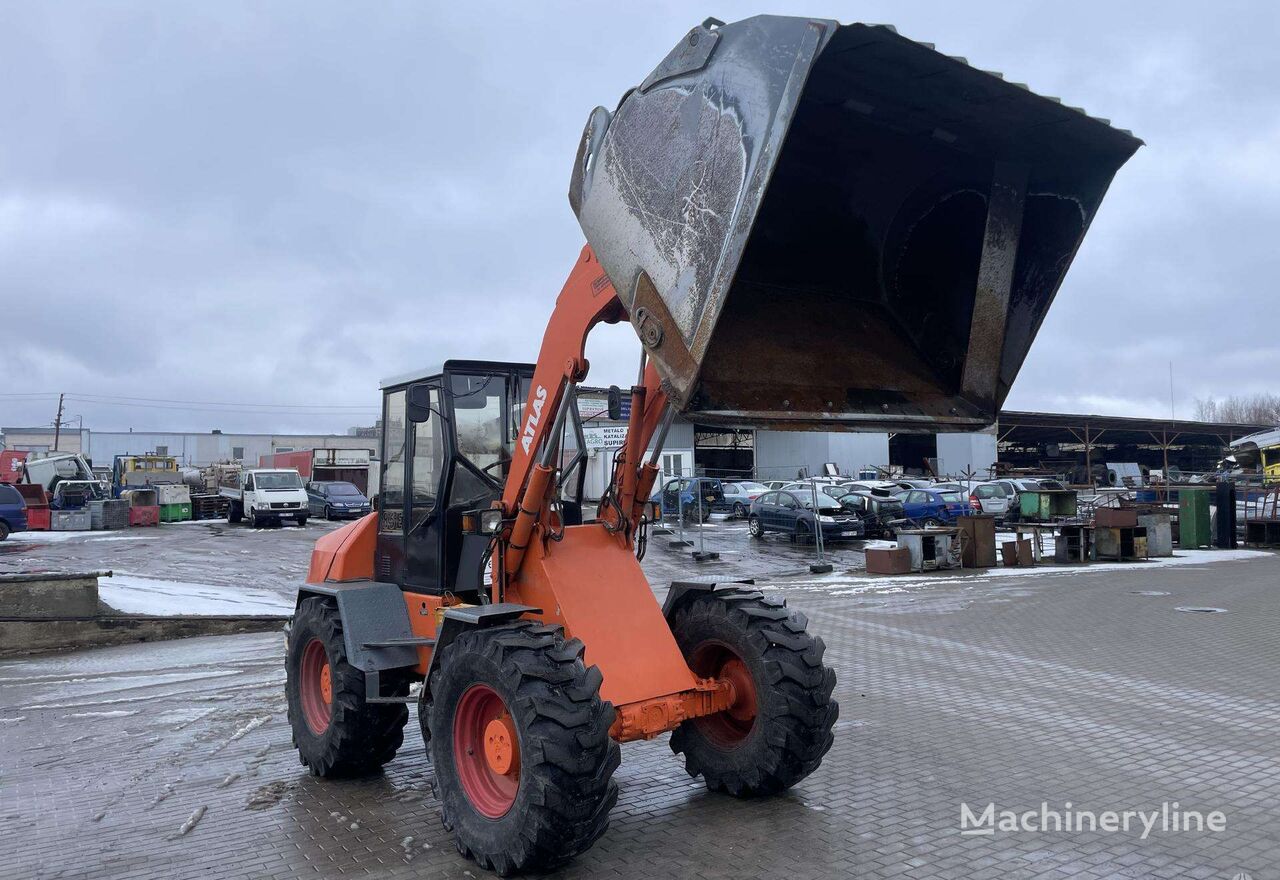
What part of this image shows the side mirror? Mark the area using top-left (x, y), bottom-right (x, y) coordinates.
top-left (407, 383), bottom-right (434, 424)
top-left (607, 385), bottom-right (623, 421)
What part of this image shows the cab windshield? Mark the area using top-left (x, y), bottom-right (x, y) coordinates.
top-left (451, 373), bottom-right (509, 477)
top-left (257, 472), bottom-right (303, 489)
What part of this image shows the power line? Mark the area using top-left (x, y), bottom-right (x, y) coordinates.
top-left (63, 392), bottom-right (376, 411)
top-left (61, 398), bottom-right (377, 417)
top-left (1, 390), bottom-right (374, 411)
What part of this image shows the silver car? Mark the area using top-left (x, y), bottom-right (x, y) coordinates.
top-left (967, 481), bottom-right (1011, 517)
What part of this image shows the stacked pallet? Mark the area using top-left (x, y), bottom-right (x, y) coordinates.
top-left (191, 493), bottom-right (229, 520)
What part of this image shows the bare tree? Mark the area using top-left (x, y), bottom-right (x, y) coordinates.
top-left (1194, 393), bottom-right (1280, 425)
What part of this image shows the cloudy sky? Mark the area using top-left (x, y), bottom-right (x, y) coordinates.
top-left (2, 1), bottom-right (1277, 435)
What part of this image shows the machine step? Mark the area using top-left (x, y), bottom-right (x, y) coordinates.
top-left (362, 637), bottom-right (436, 648)
top-left (363, 671), bottom-right (421, 704)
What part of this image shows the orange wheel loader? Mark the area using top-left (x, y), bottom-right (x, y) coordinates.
top-left (284, 15), bottom-right (1139, 875)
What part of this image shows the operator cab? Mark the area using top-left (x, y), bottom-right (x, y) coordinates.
top-left (376, 360), bottom-right (587, 597)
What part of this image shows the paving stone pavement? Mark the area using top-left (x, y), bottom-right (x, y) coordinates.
top-left (2, 526), bottom-right (1278, 879)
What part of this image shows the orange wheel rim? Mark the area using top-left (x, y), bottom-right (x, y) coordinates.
top-left (689, 640), bottom-right (758, 746)
top-left (300, 638), bottom-right (332, 735)
top-left (454, 684), bottom-right (520, 818)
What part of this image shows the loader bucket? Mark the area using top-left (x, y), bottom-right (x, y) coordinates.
top-left (571, 16), bottom-right (1140, 431)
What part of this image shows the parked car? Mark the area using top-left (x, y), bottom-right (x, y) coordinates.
top-left (653, 477), bottom-right (725, 523)
top-left (899, 488), bottom-right (971, 526)
top-left (748, 489), bottom-right (864, 542)
top-left (721, 481), bottom-right (768, 518)
top-left (833, 490), bottom-right (905, 539)
top-left (839, 479), bottom-right (900, 497)
top-left (966, 482), bottom-right (1010, 518)
top-left (760, 480), bottom-right (789, 490)
top-left (307, 481), bottom-right (372, 520)
top-left (931, 481), bottom-right (967, 493)
top-left (0, 484), bottom-right (28, 540)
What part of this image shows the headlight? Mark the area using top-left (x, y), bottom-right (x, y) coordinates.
top-left (818, 515), bottom-right (835, 523)
top-left (480, 509), bottom-right (503, 534)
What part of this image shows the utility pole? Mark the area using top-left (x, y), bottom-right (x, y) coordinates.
top-left (53, 393), bottom-right (65, 451)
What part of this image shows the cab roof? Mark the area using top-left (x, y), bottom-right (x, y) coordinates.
top-left (379, 359), bottom-right (536, 390)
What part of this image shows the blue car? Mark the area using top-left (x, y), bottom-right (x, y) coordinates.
top-left (0, 484), bottom-right (29, 541)
top-left (748, 489), bottom-right (864, 542)
top-left (653, 477), bottom-right (725, 524)
top-left (306, 481), bottom-right (372, 520)
top-left (898, 488), bottom-right (970, 526)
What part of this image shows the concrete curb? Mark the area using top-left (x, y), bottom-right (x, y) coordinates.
top-left (0, 569), bottom-right (290, 655)
top-left (0, 614), bottom-right (289, 656)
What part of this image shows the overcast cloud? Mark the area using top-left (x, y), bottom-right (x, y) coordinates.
top-left (2, 1), bottom-right (1278, 434)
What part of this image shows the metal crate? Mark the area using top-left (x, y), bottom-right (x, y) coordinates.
top-left (89, 499), bottom-right (131, 530)
top-left (51, 509), bottom-right (92, 531)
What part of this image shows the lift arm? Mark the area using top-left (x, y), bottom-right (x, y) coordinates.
top-left (500, 246), bottom-right (670, 580)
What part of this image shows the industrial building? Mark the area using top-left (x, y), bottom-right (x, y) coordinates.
top-left (5, 406), bottom-right (1271, 502)
top-left (569, 389), bottom-right (1272, 496)
top-left (0, 427), bottom-right (375, 469)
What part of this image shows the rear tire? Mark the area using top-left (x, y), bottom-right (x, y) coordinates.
top-left (668, 588), bottom-right (837, 797)
top-left (228, 501), bottom-right (242, 524)
top-left (286, 597), bottom-right (409, 777)
top-left (426, 622), bottom-right (619, 875)
top-left (732, 502), bottom-right (745, 519)
top-left (0, 521), bottom-right (9, 541)
top-left (923, 517), bottom-right (942, 528)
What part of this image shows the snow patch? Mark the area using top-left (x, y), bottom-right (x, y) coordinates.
top-left (230, 714), bottom-right (270, 741)
top-left (61, 709), bottom-right (139, 719)
top-left (98, 574), bottom-right (291, 616)
top-left (783, 548), bottom-right (1272, 595)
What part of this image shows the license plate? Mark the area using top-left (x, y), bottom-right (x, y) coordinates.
top-left (841, 530), bottom-right (858, 536)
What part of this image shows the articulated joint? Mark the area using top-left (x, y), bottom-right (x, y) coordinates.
top-left (608, 676), bottom-right (735, 743)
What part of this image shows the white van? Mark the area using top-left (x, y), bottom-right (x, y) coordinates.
top-left (219, 468), bottom-right (309, 527)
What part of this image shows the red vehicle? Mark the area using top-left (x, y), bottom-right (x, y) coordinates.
top-left (259, 449), bottom-right (372, 495)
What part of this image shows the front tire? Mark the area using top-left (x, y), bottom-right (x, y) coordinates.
top-left (668, 588), bottom-right (837, 797)
top-left (295, 515), bottom-right (308, 527)
top-left (285, 597), bottom-right (408, 777)
top-left (748, 515), bottom-right (763, 539)
top-left (426, 622), bottom-right (619, 875)
top-left (325, 505), bottom-right (334, 521)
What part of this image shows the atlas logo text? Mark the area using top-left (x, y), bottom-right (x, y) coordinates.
top-left (521, 386), bottom-right (548, 454)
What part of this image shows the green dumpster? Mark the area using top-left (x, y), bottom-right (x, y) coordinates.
top-left (159, 502), bottom-right (192, 523)
top-left (1018, 490), bottom-right (1078, 522)
top-left (1178, 488), bottom-right (1212, 548)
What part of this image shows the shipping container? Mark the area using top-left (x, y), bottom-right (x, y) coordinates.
top-left (259, 448), bottom-right (373, 494)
